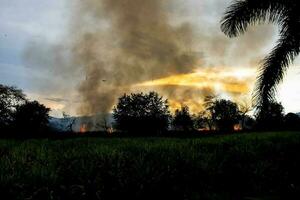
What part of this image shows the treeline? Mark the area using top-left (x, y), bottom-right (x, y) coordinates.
top-left (1, 84), bottom-right (300, 138)
top-left (112, 91), bottom-right (300, 135)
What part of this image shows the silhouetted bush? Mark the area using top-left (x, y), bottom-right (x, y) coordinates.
top-left (0, 84), bottom-right (52, 137)
top-left (207, 99), bottom-right (240, 132)
top-left (284, 112), bottom-right (300, 131)
top-left (172, 105), bottom-right (194, 131)
top-left (13, 100), bottom-right (50, 136)
top-left (113, 92), bottom-right (171, 134)
top-left (240, 115), bottom-right (256, 131)
top-left (194, 112), bottom-right (214, 131)
top-left (256, 102), bottom-right (284, 131)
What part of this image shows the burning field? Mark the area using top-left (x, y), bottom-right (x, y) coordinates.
top-left (2, 0), bottom-right (300, 199)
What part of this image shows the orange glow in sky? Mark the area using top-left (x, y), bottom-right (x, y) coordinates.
top-left (135, 67), bottom-right (256, 113)
top-left (137, 67), bottom-right (255, 91)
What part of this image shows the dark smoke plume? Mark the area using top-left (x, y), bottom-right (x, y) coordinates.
top-left (22, 0), bottom-right (276, 118)
top-left (71, 0), bottom-right (199, 114)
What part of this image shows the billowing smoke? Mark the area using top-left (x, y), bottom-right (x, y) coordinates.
top-left (22, 0), bottom-right (277, 118)
top-left (71, 0), bottom-right (199, 115)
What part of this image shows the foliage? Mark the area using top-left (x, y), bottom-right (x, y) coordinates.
top-left (0, 85), bottom-right (51, 136)
top-left (207, 99), bottom-right (240, 132)
top-left (0, 132), bottom-right (300, 199)
top-left (240, 115), bottom-right (256, 131)
top-left (172, 105), bottom-right (194, 131)
top-left (255, 101), bottom-right (285, 131)
top-left (0, 84), bottom-right (26, 129)
top-left (194, 95), bottom-right (217, 131)
top-left (194, 112), bottom-right (211, 131)
top-left (221, 0), bottom-right (300, 108)
top-left (238, 102), bottom-right (254, 130)
top-left (13, 101), bottom-right (50, 134)
top-left (113, 92), bottom-right (171, 134)
top-left (284, 112), bottom-right (300, 130)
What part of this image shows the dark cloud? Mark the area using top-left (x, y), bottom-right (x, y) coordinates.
top-left (70, 0), bottom-right (202, 115)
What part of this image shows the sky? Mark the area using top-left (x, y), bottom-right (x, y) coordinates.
top-left (1, 0), bottom-right (300, 117)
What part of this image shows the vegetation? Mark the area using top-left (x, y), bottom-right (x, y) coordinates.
top-left (207, 99), bottom-right (240, 132)
top-left (13, 101), bottom-right (50, 134)
top-left (221, 0), bottom-right (300, 108)
top-left (1, 1), bottom-right (300, 199)
top-left (113, 92), bottom-right (171, 134)
top-left (284, 112), bottom-right (300, 130)
top-left (255, 101), bottom-right (285, 131)
top-left (0, 84), bottom-right (26, 130)
top-left (0, 84), bottom-right (50, 136)
top-left (0, 132), bottom-right (300, 199)
top-left (172, 105), bottom-right (195, 131)
top-left (2, 84), bottom-right (300, 136)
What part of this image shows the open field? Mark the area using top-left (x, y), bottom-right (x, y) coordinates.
top-left (1, 132), bottom-right (300, 199)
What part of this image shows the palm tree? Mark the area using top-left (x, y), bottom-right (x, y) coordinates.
top-left (220, 0), bottom-right (300, 108)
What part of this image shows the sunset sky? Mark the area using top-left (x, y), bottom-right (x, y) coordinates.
top-left (1, 0), bottom-right (300, 117)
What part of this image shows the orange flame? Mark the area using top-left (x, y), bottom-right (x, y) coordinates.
top-left (80, 124), bottom-right (88, 133)
top-left (234, 124), bottom-right (242, 131)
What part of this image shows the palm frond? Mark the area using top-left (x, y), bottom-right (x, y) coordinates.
top-left (221, 0), bottom-right (286, 37)
top-left (253, 32), bottom-right (300, 107)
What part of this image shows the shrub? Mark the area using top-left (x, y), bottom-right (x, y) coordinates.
top-left (172, 105), bottom-right (194, 131)
top-left (13, 101), bottom-right (50, 135)
top-left (208, 99), bottom-right (240, 132)
top-left (255, 102), bottom-right (284, 131)
top-left (113, 92), bottom-right (171, 134)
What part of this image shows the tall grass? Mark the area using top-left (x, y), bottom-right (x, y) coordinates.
top-left (0, 132), bottom-right (300, 199)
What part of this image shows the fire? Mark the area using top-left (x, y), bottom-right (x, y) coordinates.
top-left (234, 124), bottom-right (242, 131)
top-left (107, 127), bottom-right (114, 134)
top-left (80, 124), bottom-right (88, 133)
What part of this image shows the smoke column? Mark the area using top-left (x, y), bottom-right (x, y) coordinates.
top-left (70, 0), bottom-right (198, 115)
top-left (23, 0), bottom-right (276, 117)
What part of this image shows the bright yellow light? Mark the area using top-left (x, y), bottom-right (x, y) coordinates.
top-left (135, 66), bottom-right (256, 113)
top-left (136, 66), bottom-right (255, 92)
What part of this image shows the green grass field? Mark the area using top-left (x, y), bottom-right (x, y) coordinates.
top-left (1, 132), bottom-right (300, 200)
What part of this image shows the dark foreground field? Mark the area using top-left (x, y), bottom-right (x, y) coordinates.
top-left (1, 132), bottom-right (300, 200)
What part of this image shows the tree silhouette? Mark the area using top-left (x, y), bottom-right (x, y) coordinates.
top-left (221, 0), bottom-right (300, 108)
top-left (194, 112), bottom-right (212, 131)
top-left (0, 84), bottom-right (26, 130)
top-left (172, 105), bottom-right (194, 131)
top-left (113, 92), bottom-right (171, 134)
top-left (13, 101), bottom-right (50, 135)
top-left (197, 95), bottom-right (218, 131)
top-left (284, 112), bottom-right (300, 130)
top-left (238, 101), bottom-right (253, 130)
top-left (255, 101), bottom-right (284, 131)
top-left (208, 99), bottom-right (240, 132)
